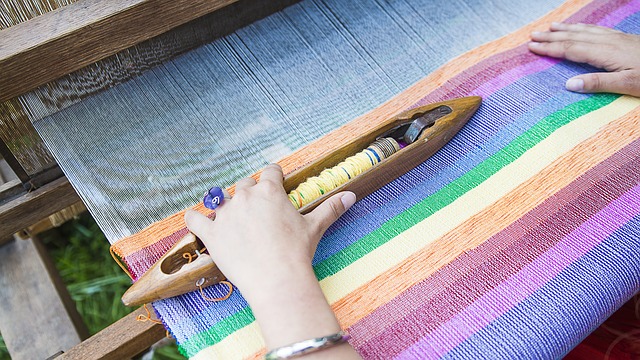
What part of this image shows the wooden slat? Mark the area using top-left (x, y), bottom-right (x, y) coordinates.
top-left (0, 176), bottom-right (81, 243)
top-left (0, 0), bottom-right (238, 103)
top-left (0, 136), bottom-right (29, 183)
top-left (58, 306), bottom-right (166, 360)
top-left (0, 236), bottom-right (89, 359)
top-left (0, 157), bottom-right (18, 183)
top-left (0, 157), bottom-right (22, 200)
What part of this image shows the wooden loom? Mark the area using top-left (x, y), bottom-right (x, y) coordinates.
top-left (2, 1), bottom-right (637, 359)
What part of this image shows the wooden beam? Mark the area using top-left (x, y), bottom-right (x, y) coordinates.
top-left (0, 176), bottom-right (81, 242)
top-left (0, 0), bottom-right (239, 103)
top-left (0, 236), bottom-right (89, 359)
top-left (57, 306), bottom-right (166, 360)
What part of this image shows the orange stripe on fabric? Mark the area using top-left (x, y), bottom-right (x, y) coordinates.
top-left (111, 0), bottom-right (592, 258)
top-left (242, 97), bottom-right (640, 360)
top-left (332, 106), bottom-right (640, 334)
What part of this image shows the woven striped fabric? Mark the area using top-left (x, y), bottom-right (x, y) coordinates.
top-left (110, 0), bottom-right (640, 359)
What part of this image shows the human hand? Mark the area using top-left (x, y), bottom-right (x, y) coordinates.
top-left (185, 164), bottom-right (355, 301)
top-left (185, 164), bottom-right (360, 357)
top-left (528, 22), bottom-right (640, 97)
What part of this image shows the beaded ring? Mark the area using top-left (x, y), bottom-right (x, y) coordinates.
top-left (203, 186), bottom-right (226, 210)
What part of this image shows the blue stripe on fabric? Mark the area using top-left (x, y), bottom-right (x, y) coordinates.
top-left (153, 285), bottom-right (251, 344)
top-left (314, 60), bottom-right (593, 264)
top-left (442, 214), bottom-right (640, 360)
top-left (615, 9), bottom-right (640, 33)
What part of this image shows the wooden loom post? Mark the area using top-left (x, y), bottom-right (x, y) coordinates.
top-left (0, 235), bottom-right (90, 359)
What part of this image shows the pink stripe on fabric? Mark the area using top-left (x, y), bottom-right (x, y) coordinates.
top-left (127, 228), bottom-right (190, 280)
top-left (469, 57), bottom-right (560, 98)
top-left (597, 0), bottom-right (640, 27)
top-left (398, 185), bottom-right (640, 359)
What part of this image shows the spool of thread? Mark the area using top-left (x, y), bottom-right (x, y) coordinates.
top-left (288, 137), bottom-right (400, 209)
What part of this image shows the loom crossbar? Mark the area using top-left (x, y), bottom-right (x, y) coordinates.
top-left (0, 0), bottom-right (239, 103)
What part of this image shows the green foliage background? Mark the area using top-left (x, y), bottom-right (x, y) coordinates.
top-left (0, 214), bottom-right (186, 359)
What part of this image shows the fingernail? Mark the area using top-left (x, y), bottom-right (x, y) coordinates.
top-left (341, 192), bottom-right (356, 210)
top-left (528, 42), bottom-right (541, 49)
top-left (566, 78), bottom-right (584, 92)
top-left (531, 31), bottom-right (541, 36)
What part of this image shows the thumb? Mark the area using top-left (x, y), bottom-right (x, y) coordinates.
top-left (566, 71), bottom-right (640, 97)
top-left (305, 191), bottom-right (356, 235)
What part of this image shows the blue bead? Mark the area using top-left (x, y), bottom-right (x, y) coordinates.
top-left (208, 186), bottom-right (224, 199)
top-left (203, 187), bottom-right (225, 210)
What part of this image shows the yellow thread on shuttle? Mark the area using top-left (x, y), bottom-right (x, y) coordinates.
top-left (288, 138), bottom-right (400, 209)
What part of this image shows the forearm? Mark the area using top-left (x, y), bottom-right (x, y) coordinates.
top-left (245, 264), bottom-right (360, 359)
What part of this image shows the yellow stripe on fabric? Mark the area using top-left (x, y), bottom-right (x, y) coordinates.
top-left (319, 95), bottom-right (640, 303)
top-left (190, 322), bottom-right (264, 360)
top-left (194, 96), bottom-right (640, 359)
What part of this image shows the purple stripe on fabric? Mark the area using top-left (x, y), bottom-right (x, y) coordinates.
top-left (351, 139), bottom-right (640, 357)
top-left (564, 0), bottom-right (632, 25)
top-left (399, 184), bottom-right (640, 359)
top-left (598, 0), bottom-right (640, 27)
top-left (415, 49), bottom-right (538, 106)
top-left (127, 228), bottom-right (190, 280)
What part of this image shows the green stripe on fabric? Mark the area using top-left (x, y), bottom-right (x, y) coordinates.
top-left (178, 93), bottom-right (619, 355)
top-left (313, 93), bottom-right (619, 279)
top-left (178, 307), bottom-right (256, 358)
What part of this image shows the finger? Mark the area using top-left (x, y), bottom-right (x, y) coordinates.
top-left (235, 177), bottom-right (257, 191)
top-left (259, 163), bottom-right (284, 185)
top-left (550, 22), bottom-right (621, 34)
top-left (305, 191), bottom-right (356, 236)
top-left (530, 30), bottom-right (609, 44)
top-left (222, 188), bottom-right (231, 199)
top-left (566, 71), bottom-right (640, 97)
top-left (527, 40), bottom-right (612, 68)
top-left (184, 209), bottom-right (217, 247)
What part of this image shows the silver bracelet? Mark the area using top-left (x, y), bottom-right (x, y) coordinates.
top-left (264, 331), bottom-right (351, 359)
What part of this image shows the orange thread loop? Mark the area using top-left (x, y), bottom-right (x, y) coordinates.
top-left (182, 247), bottom-right (207, 263)
top-left (198, 280), bottom-right (233, 302)
top-left (136, 303), bottom-right (163, 325)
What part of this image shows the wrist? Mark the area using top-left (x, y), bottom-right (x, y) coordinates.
top-left (238, 257), bottom-right (316, 304)
top-left (243, 265), bottom-right (340, 349)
